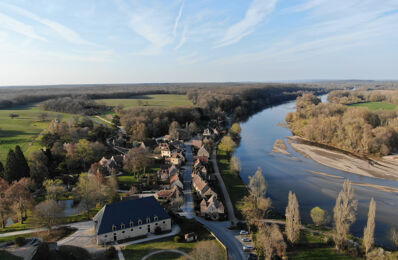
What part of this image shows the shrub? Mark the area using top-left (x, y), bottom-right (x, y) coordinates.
top-left (15, 236), bottom-right (26, 247)
top-left (105, 246), bottom-right (117, 259)
top-left (174, 235), bottom-right (181, 243)
top-left (154, 226), bottom-right (162, 235)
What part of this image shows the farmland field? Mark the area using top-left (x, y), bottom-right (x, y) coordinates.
top-left (349, 102), bottom-right (397, 111)
top-left (0, 104), bottom-right (74, 162)
top-left (95, 94), bottom-right (193, 110)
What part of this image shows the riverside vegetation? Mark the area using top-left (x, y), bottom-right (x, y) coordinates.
top-left (286, 90), bottom-right (398, 156)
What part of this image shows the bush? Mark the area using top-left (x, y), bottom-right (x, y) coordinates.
top-left (105, 246), bottom-right (117, 259)
top-left (174, 235), bottom-right (181, 243)
top-left (154, 226), bottom-right (162, 235)
top-left (15, 236), bottom-right (26, 247)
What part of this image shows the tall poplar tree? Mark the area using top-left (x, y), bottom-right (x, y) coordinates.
top-left (363, 198), bottom-right (376, 256)
top-left (286, 191), bottom-right (301, 244)
top-left (4, 149), bottom-right (17, 183)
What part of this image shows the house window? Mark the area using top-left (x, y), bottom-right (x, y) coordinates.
top-left (138, 219), bottom-right (142, 225)
top-left (105, 235), bottom-right (107, 238)
top-left (154, 216), bottom-right (158, 221)
top-left (139, 227), bottom-right (142, 229)
top-left (163, 221), bottom-right (166, 224)
top-left (146, 218), bottom-right (151, 223)
top-left (131, 229), bottom-right (133, 231)
top-left (155, 223), bottom-right (158, 226)
top-left (122, 231), bottom-right (125, 233)
top-left (130, 221), bottom-right (134, 227)
top-left (121, 223), bottom-right (125, 229)
top-left (112, 225), bottom-right (117, 231)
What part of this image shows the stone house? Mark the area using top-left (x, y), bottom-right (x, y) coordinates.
top-left (192, 174), bottom-right (216, 198)
top-left (197, 146), bottom-right (210, 159)
top-left (200, 195), bottom-right (224, 220)
top-left (170, 174), bottom-right (184, 190)
top-left (93, 197), bottom-right (171, 245)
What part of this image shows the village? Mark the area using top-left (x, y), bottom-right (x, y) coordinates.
top-left (85, 119), bottom-right (228, 247)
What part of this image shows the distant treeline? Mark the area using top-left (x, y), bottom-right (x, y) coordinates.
top-left (2, 81), bottom-right (397, 109)
top-left (41, 96), bottom-right (109, 115)
top-left (286, 92), bottom-right (398, 156)
top-left (328, 89), bottom-right (398, 105)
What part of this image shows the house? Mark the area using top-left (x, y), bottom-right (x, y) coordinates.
top-left (168, 165), bottom-right (179, 177)
top-left (157, 169), bottom-right (170, 182)
top-left (157, 185), bottom-right (183, 201)
top-left (192, 139), bottom-right (203, 150)
top-left (167, 152), bottom-right (185, 166)
top-left (93, 197), bottom-right (171, 245)
top-left (200, 195), bottom-right (224, 220)
top-left (170, 174), bottom-right (184, 190)
top-left (161, 147), bottom-right (172, 158)
top-left (192, 174), bottom-right (216, 198)
top-left (203, 128), bottom-right (213, 137)
top-left (193, 166), bottom-right (208, 180)
top-left (197, 146), bottom-right (210, 159)
top-left (140, 140), bottom-right (158, 152)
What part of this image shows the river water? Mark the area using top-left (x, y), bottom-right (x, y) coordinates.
top-left (234, 95), bottom-right (398, 247)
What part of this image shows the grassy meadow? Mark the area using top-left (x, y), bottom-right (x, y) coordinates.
top-left (349, 102), bottom-right (397, 111)
top-left (0, 104), bottom-right (75, 162)
top-left (95, 94), bottom-right (193, 110)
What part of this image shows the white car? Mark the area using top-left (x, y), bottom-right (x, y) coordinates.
top-left (240, 230), bottom-right (249, 235)
top-left (243, 245), bottom-right (254, 251)
top-left (242, 237), bottom-right (252, 242)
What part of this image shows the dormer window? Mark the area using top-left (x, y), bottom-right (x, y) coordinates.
top-left (146, 218), bottom-right (151, 223)
top-left (130, 221), bottom-right (134, 227)
top-left (138, 219), bottom-right (142, 225)
top-left (121, 223), bottom-right (125, 229)
top-left (154, 216), bottom-right (158, 221)
top-left (112, 225), bottom-right (117, 231)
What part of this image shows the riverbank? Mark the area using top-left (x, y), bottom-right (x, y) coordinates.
top-left (289, 136), bottom-right (398, 181)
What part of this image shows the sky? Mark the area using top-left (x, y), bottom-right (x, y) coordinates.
top-left (0, 0), bottom-right (397, 86)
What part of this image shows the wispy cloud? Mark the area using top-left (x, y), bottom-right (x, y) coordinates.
top-left (0, 12), bottom-right (45, 41)
top-left (175, 26), bottom-right (187, 50)
top-left (1, 3), bottom-right (93, 45)
top-left (216, 0), bottom-right (278, 47)
top-left (173, 0), bottom-right (184, 37)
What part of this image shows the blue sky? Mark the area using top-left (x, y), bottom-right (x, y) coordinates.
top-left (0, 0), bottom-right (397, 85)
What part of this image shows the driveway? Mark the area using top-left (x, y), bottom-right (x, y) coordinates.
top-left (57, 221), bottom-right (104, 256)
top-left (180, 141), bottom-right (195, 219)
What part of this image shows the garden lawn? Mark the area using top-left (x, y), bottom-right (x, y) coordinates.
top-left (349, 102), bottom-right (397, 111)
top-left (0, 104), bottom-right (74, 162)
top-left (217, 149), bottom-right (249, 220)
top-left (122, 238), bottom-right (225, 260)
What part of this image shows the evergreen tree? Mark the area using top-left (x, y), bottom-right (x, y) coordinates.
top-left (0, 161), bottom-right (4, 178)
top-left (14, 146), bottom-right (30, 179)
top-left (4, 149), bottom-right (17, 183)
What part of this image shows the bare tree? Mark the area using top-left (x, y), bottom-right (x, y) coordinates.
top-left (363, 198), bottom-right (376, 256)
top-left (392, 228), bottom-right (398, 248)
top-left (333, 179), bottom-right (358, 251)
top-left (73, 173), bottom-right (101, 219)
top-left (286, 191), bottom-right (301, 244)
top-left (188, 240), bottom-right (224, 260)
top-left (43, 179), bottom-right (66, 201)
top-left (6, 178), bottom-right (33, 224)
top-left (256, 224), bottom-right (286, 260)
top-left (126, 185), bottom-right (138, 196)
top-left (31, 200), bottom-right (65, 234)
top-left (0, 178), bottom-right (10, 228)
top-left (248, 168), bottom-right (267, 199)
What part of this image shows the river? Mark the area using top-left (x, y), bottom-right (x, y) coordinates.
top-left (234, 95), bottom-right (398, 247)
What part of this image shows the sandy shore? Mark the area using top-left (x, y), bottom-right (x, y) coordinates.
top-left (289, 136), bottom-right (398, 181)
top-left (272, 139), bottom-right (291, 155)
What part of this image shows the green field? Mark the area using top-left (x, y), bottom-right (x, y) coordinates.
top-left (95, 94), bottom-right (193, 110)
top-left (0, 104), bottom-right (75, 162)
top-left (217, 149), bottom-right (249, 220)
top-left (349, 102), bottom-right (397, 111)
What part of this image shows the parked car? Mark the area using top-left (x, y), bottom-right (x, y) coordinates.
top-left (240, 230), bottom-right (249, 235)
top-left (243, 245), bottom-right (254, 251)
top-left (242, 237), bottom-right (252, 242)
top-left (247, 253), bottom-right (257, 260)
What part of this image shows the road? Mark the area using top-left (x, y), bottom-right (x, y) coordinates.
top-left (195, 218), bottom-right (246, 260)
top-left (180, 141), bottom-right (195, 219)
top-left (179, 140), bottom-right (245, 260)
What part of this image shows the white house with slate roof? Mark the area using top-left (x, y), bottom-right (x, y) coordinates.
top-left (93, 197), bottom-right (171, 245)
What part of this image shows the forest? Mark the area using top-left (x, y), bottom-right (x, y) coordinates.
top-left (286, 91), bottom-right (398, 156)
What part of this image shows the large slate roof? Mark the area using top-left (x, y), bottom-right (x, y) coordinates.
top-left (93, 196), bottom-right (170, 235)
